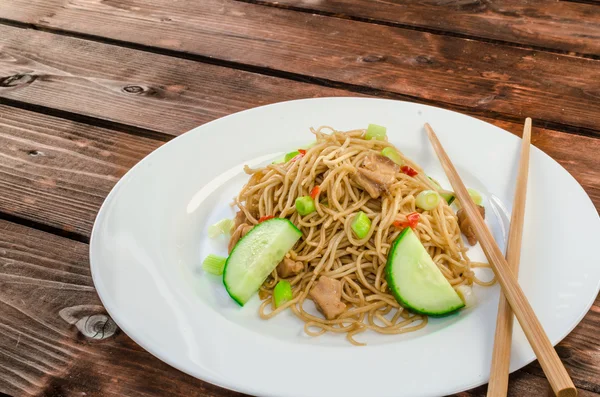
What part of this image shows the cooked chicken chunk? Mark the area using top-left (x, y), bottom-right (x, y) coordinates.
top-left (228, 223), bottom-right (253, 253)
top-left (309, 276), bottom-right (346, 320)
top-left (353, 153), bottom-right (399, 199)
top-left (233, 210), bottom-right (247, 231)
top-left (457, 205), bottom-right (486, 246)
top-left (277, 258), bottom-right (304, 278)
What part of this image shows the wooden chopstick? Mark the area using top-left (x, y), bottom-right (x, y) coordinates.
top-left (487, 119), bottom-right (532, 396)
top-left (424, 123), bottom-right (577, 397)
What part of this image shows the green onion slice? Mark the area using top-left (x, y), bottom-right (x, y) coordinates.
top-left (208, 218), bottom-right (234, 238)
top-left (416, 190), bottom-right (441, 210)
top-left (274, 280), bottom-right (293, 308)
top-left (467, 188), bottom-right (483, 205)
top-left (381, 147), bottom-right (403, 166)
top-left (202, 254), bottom-right (227, 275)
top-left (284, 151), bottom-right (300, 162)
top-left (365, 124), bottom-right (387, 141)
top-left (295, 196), bottom-right (316, 216)
top-left (351, 211), bottom-right (372, 239)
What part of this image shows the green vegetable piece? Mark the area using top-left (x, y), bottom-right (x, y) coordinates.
top-left (223, 218), bottom-right (302, 306)
top-left (428, 176), bottom-right (455, 205)
top-left (365, 124), bottom-right (387, 141)
top-left (440, 192), bottom-right (455, 205)
top-left (208, 218), bottom-right (234, 238)
top-left (467, 188), bottom-right (483, 205)
top-left (381, 147), bottom-right (403, 166)
top-left (202, 254), bottom-right (227, 275)
top-left (386, 228), bottom-right (464, 316)
top-left (351, 211), bottom-right (371, 239)
top-left (295, 196), bottom-right (316, 216)
top-left (284, 151), bottom-right (300, 162)
top-left (415, 190), bottom-right (441, 211)
top-left (274, 280), bottom-right (293, 308)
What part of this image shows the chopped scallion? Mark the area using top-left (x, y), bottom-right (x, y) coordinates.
top-left (202, 254), bottom-right (227, 275)
top-left (440, 191), bottom-right (455, 205)
top-left (274, 280), bottom-right (293, 308)
top-left (351, 211), bottom-right (371, 239)
top-left (208, 218), bottom-right (234, 238)
top-left (381, 147), bottom-right (403, 166)
top-left (467, 188), bottom-right (483, 205)
top-left (416, 190), bottom-right (441, 210)
top-left (365, 124), bottom-right (387, 141)
top-left (295, 196), bottom-right (316, 216)
top-left (284, 151), bottom-right (300, 162)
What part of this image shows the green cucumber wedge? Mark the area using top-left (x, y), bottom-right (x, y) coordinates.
top-left (223, 218), bottom-right (302, 306)
top-left (386, 228), bottom-right (464, 316)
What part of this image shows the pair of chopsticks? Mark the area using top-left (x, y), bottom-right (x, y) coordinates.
top-left (424, 121), bottom-right (577, 397)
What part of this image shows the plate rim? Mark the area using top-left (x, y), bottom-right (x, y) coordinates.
top-left (90, 97), bottom-right (600, 397)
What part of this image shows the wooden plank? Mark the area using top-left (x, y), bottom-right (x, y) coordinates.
top-left (0, 105), bottom-right (161, 238)
top-left (0, 219), bottom-right (244, 397)
top-left (1, 2), bottom-right (600, 133)
top-left (249, 0), bottom-right (600, 56)
top-left (522, 294), bottom-right (600, 393)
top-left (1, 111), bottom-right (599, 240)
top-left (0, 219), bottom-right (598, 396)
top-left (0, 26), bottom-right (354, 137)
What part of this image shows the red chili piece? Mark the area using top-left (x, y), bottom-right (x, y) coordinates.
top-left (401, 166), bottom-right (418, 177)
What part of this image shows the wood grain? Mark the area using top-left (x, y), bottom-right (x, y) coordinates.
top-left (2, 2), bottom-right (600, 133)
top-left (0, 26), bottom-right (354, 137)
top-left (1, 109), bottom-right (599, 241)
top-left (0, 219), bottom-right (245, 397)
top-left (427, 123), bottom-right (578, 395)
top-left (0, 219), bottom-right (597, 397)
top-left (487, 119), bottom-right (531, 396)
top-left (0, 105), bottom-right (162, 238)
top-left (249, 0), bottom-right (600, 56)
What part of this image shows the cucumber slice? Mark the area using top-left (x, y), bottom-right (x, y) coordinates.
top-left (223, 218), bottom-right (302, 306)
top-left (386, 228), bottom-right (464, 316)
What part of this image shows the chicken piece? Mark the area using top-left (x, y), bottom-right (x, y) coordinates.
top-left (232, 210), bottom-right (247, 231)
top-left (309, 276), bottom-right (346, 320)
top-left (228, 223), bottom-right (253, 253)
top-left (353, 153), bottom-right (399, 199)
top-left (457, 205), bottom-right (486, 246)
top-left (277, 258), bottom-right (304, 278)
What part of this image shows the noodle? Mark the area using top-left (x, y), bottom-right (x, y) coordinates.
top-left (234, 126), bottom-right (494, 345)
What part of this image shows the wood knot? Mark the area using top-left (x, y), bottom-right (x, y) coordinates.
top-left (59, 305), bottom-right (118, 340)
top-left (0, 73), bottom-right (37, 88)
top-left (122, 85), bottom-right (145, 94)
top-left (28, 150), bottom-right (44, 157)
top-left (122, 84), bottom-right (166, 98)
top-left (415, 55), bottom-right (433, 65)
top-left (360, 55), bottom-right (386, 63)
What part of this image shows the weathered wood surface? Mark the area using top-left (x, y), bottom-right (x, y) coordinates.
top-left (0, 219), bottom-right (597, 397)
top-left (0, 0), bottom-right (599, 395)
top-left (0, 26), bottom-right (354, 137)
top-left (249, 0), bottom-right (600, 56)
top-left (2, 2), bottom-right (600, 133)
top-left (1, 106), bottom-right (599, 241)
top-left (0, 220), bottom-right (243, 397)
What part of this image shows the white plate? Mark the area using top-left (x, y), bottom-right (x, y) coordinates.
top-left (90, 98), bottom-right (600, 397)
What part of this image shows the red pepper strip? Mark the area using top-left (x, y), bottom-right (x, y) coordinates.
top-left (393, 212), bottom-right (420, 229)
top-left (258, 215), bottom-right (274, 223)
top-left (310, 185), bottom-right (320, 199)
top-left (401, 166), bottom-right (418, 177)
top-left (298, 149), bottom-right (307, 155)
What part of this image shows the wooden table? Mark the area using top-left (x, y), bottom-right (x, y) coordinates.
top-left (0, 1), bottom-right (599, 396)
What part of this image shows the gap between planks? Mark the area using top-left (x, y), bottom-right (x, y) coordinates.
top-left (1, 23), bottom-right (600, 141)
top-left (233, 0), bottom-right (600, 61)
